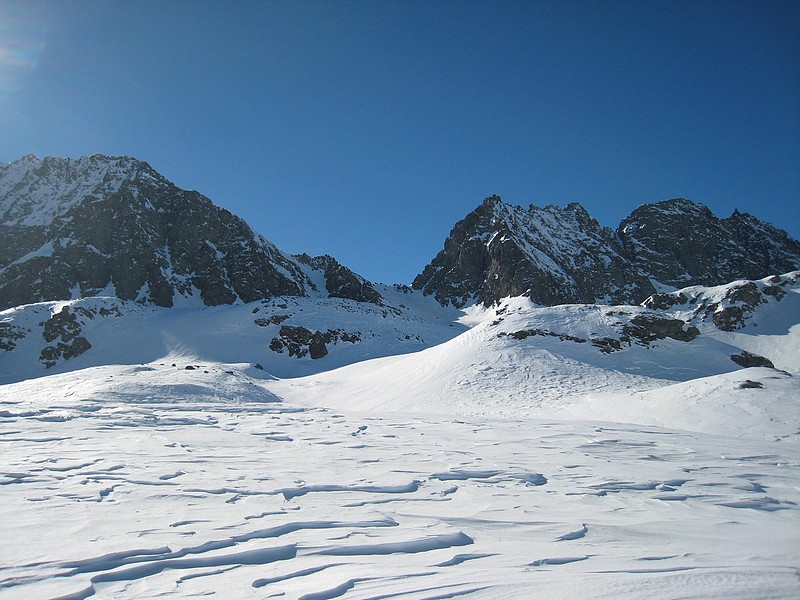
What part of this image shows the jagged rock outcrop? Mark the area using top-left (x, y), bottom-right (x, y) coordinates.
top-left (269, 325), bottom-right (361, 359)
top-left (39, 306), bottom-right (92, 368)
top-left (0, 155), bottom-right (381, 310)
top-left (0, 321), bottom-right (27, 351)
top-left (730, 351), bottom-right (775, 369)
top-left (414, 196), bottom-right (800, 307)
top-left (621, 314), bottom-right (700, 343)
top-left (498, 311), bottom-right (699, 355)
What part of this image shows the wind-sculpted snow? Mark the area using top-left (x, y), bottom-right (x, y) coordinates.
top-left (1, 363), bottom-right (799, 598)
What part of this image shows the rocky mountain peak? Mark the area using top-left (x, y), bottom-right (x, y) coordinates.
top-left (563, 202), bottom-right (594, 226)
top-left (294, 253), bottom-right (383, 304)
top-left (415, 196), bottom-right (800, 307)
top-left (413, 196), bottom-right (653, 307)
top-left (3, 155), bottom-right (798, 312)
top-left (0, 154), bottom-right (381, 310)
top-left (0, 154), bottom-right (159, 229)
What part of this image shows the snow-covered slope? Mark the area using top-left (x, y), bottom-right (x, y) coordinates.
top-left (555, 367), bottom-right (799, 441)
top-left (268, 282), bottom-right (799, 440)
top-left (3, 273), bottom-right (797, 440)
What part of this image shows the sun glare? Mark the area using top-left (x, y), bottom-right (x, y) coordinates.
top-left (0, 5), bottom-right (46, 96)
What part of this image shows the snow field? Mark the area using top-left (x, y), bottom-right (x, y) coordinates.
top-left (1, 362), bottom-right (799, 599)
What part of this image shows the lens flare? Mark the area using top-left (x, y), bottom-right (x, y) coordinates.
top-left (0, 4), bottom-right (47, 96)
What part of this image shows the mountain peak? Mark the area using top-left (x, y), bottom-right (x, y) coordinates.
top-left (618, 198), bottom-right (799, 288)
top-left (625, 197), bottom-right (715, 222)
top-left (1, 154), bottom-right (164, 230)
top-left (413, 198), bottom-right (653, 307)
top-left (3, 156), bottom-right (798, 311)
top-left (0, 154), bottom-right (380, 310)
top-left (415, 197), bottom-right (800, 307)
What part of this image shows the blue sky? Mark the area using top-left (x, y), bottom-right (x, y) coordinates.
top-left (1, 0), bottom-right (798, 284)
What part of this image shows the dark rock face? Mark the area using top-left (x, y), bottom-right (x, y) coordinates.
top-left (415, 196), bottom-right (800, 307)
top-left (269, 325), bottom-right (361, 359)
top-left (40, 337), bottom-right (91, 368)
top-left (0, 321), bottom-right (27, 351)
top-left (618, 199), bottom-right (800, 289)
top-left (42, 306), bottom-right (85, 342)
top-left (712, 281), bottom-right (763, 331)
top-left (642, 292), bottom-right (690, 311)
top-left (502, 328), bottom-right (588, 344)
top-left (38, 306), bottom-right (92, 368)
top-left (730, 351), bottom-right (775, 369)
top-left (622, 315), bottom-right (700, 344)
top-left (295, 254), bottom-right (383, 304)
top-left (254, 314), bottom-right (290, 327)
top-left (738, 379), bottom-right (765, 389)
top-left (0, 155), bottom-right (308, 309)
top-left (413, 196), bottom-right (653, 307)
top-left (0, 155), bottom-right (381, 310)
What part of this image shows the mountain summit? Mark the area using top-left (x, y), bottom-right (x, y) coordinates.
top-left (0, 155), bottom-right (380, 310)
top-left (413, 195), bottom-right (800, 306)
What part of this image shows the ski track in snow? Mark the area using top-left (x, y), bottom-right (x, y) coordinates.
top-left (1, 363), bottom-right (799, 599)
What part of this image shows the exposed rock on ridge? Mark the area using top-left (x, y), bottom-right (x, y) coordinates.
top-left (38, 306), bottom-right (92, 368)
top-left (642, 271), bottom-right (799, 332)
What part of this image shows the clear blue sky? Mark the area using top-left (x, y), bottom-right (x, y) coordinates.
top-left (2, 0), bottom-right (799, 284)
